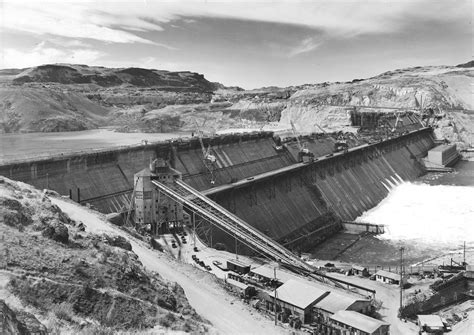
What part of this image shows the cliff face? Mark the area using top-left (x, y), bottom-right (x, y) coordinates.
top-left (1, 63), bottom-right (472, 147)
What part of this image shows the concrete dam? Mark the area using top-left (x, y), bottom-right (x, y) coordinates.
top-left (0, 128), bottom-right (435, 251)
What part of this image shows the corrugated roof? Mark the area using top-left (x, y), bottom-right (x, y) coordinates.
top-left (417, 315), bottom-right (444, 328)
top-left (275, 279), bottom-right (329, 310)
top-left (315, 291), bottom-right (369, 314)
top-left (330, 311), bottom-right (389, 333)
top-left (375, 270), bottom-right (401, 281)
top-left (250, 266), bottom-right (296, 283)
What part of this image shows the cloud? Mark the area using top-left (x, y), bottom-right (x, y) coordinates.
top-left (0, 42), bottom-right (105, 68)
top-left (288, 37), bottom-right (323, 57)
top-left (1, 0), bottom-right (470, 48)
top-left (1, 1), bottom-right (174, 47)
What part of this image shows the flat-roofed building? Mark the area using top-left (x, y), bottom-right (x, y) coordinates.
top-left (268, 279), bottom-right (330, 323)
top-left (417, 314), bottom-right (445, 334)
top-left (226, 259), bottom-right (251, 274)
top-left (330, 310), bottom-right (390, 335)
top-left (425, 144), bottom-right (459, 167)
top-left (375, 269), bottom-right (407, 286)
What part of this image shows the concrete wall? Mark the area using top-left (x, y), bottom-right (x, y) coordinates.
top-left (205, 129), bottom-right (434, 252)
top-left (0, 128), bottom-right (434, 253)
top-left (0, 132), bottom-right (286, 213)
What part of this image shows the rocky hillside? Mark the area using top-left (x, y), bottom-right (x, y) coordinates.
top-left (0, 64), bottom-right (222, 133)
top-left (0, 176), bottom-right (208, 334)
top-left (1, 62), bottom-right (472, 147)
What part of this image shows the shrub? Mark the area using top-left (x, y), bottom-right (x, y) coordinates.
top-left (159, 312), bottom-right (177, 328)
top-left (52, 302), bottom-right (74, 322)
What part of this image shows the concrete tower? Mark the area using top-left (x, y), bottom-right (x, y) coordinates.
top-left (133, 158), bottom-right (186, 235)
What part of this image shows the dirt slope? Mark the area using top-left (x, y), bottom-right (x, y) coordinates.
top-left (0, 86), bottom-right (109, 133)
top-left (51, 197), bottom-right (289, 335)
top-left (0, 176), bottom-right (208, 334)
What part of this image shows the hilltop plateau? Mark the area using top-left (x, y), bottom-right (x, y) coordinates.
top-left (0, 62), bottom-right (472, 146)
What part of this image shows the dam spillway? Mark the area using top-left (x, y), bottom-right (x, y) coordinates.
top-left (0, 128), bottom-right (435, 251)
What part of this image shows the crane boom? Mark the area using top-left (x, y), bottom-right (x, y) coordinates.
top-left (313, 122), bottom-right (327, 134)
top-left (290, 120), bottom-right (303, 151)
top-left (193, 118), bottom-right (217, 184)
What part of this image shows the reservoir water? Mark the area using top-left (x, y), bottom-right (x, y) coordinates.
top-left (0, 129), bottom-right (190, 163)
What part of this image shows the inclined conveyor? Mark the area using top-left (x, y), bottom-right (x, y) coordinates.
top-left (152, 179), bottom-right (314, 272)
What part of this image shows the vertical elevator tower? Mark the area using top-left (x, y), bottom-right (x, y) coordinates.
top-left (133, 158), bottom-right (186, 235)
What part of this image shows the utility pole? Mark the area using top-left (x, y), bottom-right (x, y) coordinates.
top-left (192, 212), bottom-right (196, 248)
top-left (399, 247), bottom-right (405, 317)
top-left (463, 241), bottom-right (466, 266)
top-left (235, 237), bottom-right (238, 260)
top-left (274, 266), bottom-right (277, 325)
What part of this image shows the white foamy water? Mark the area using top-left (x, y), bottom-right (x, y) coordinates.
top-left (356, 183), bottom-right (474, 247)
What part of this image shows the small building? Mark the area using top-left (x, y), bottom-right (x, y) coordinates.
top-left (314, 291), bottom-right (372, 322)
top-left (375, 269), bottom-right (407, 285)
top-left (426, 144), bottom-right (459, 167)
top-left (417, 314), bottom-right (445, 334)
top-left (269, 279), bottom-right (330, 324)
top-left (352, 265), bottom-right (369, 277)
top-left (226, 259), bottom-right (251, 274)
top-left (330, 310), bottom-right (390, 335)
top-left (226, 274), bottom-right (256, 298)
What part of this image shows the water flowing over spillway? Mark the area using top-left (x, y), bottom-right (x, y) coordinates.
top-left (356, 182), bottom-right (474, 248)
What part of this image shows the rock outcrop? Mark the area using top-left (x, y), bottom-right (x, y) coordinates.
top-left (0, 62), bottom-right (472, 147)
top-left (0, 176), bottom-right (208, 333)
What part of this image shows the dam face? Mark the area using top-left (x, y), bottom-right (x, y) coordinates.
top-left (0, 129), bottom-right (435, 251)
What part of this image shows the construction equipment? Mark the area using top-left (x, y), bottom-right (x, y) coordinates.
top-left (391, 112), bottom-right (405, 132)
top-left (194, 120), bottom-right (217, 185)
top-left (334, 134), bottom-right (349, 153)
top-left (290, 120), bottom-right (314, 163)
top-left (152, 178), bottom-right (314, 271)
top-left (312, 121), bottom-right (348, 154)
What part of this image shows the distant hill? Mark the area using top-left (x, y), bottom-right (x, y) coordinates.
top-left (456, 60), bottom-right (474, 68)
top-left (8, 64), bottom-right (219, 92)
top-left (0, 64), bottom-right (226, 133)
top-left (0, 62), bottom-right (472, 145)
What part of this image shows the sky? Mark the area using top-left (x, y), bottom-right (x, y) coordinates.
top-left (0, 0), bottom-right (472, 89)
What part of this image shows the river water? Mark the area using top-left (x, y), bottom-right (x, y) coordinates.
top-left (355, 159), bottom-right (474, 263)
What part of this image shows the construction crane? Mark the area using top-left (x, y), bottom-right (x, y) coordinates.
top-left (391, 112), bottom-right (405, 132)
top-left (194, 120), bottom-right (217, 185)
top-left (313, 121), bottom-right (349, 154)
top-left (290, 120), bottom-right (314, 163)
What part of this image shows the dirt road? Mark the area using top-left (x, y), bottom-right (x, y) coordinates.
top-left (52, 198), bottom-right (288, 335)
